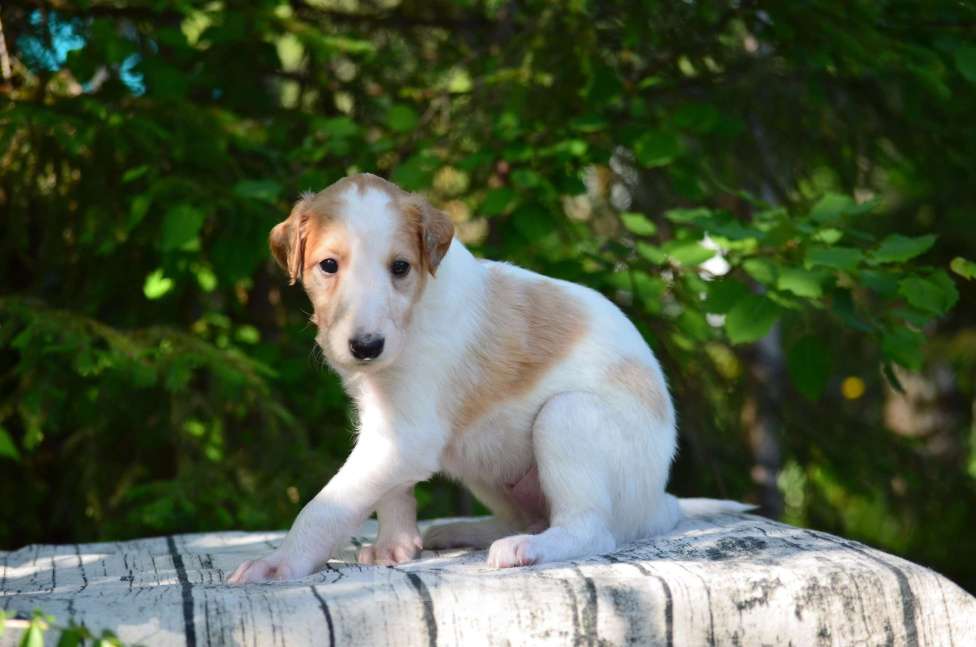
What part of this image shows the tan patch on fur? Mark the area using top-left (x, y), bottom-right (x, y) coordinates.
top-left (607, 358), bottom-right (670, 420)
top-left (448, 270), bottom-right (588, 435)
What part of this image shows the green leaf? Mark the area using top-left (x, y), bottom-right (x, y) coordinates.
top-left (666, 240), bottom-right (713, 266)
top-left (633, 130), bottom-right (680, 167)
top-left (664, 207), bottom-right (712, 224)
top-left (0, 427), bottom-right (20, 461)
top-left (387, 104), bottom-right (419, 132)
top-left (144, 269), bottom-right (175, 300)
top-left (161, 205), bottom-right (205, 251)
top-left (787, 336), bottom-right (832, 400)
top-left (481, 188), bottom-right (516, 216)
top-left (233, 179), bottom-right (282, 204)
top-left (636, 242), bottom-right (667, 264)
top-left (743, 258), bottom-right (777, 285)
top-left (871, 233), bottom-right (936, 264)
top-left (806, 246), bottom-right (862, 271)
top-left (777, 268), bottom-right (824, 299)
top-left (56, 626), bottom-right (85, 647)
top-left (121, 165), bottom-right (150, 183)
top-left (813, 228), bottom-right (843, 244)
top-left (570, 115), bottom-right (608, 132)
top-left (810, 193), bottom-right (855, 223)
top-left (129, 194), bottom-right (152, 230)
top-left (620, 212), bottom-right (656, 236)
top-left (725, 294), bottom-right (780, 344)
top-left (955, 45), bottom-right (976, 83)
top-left (23, 621), bottom-right (45, 647)
top-left (704, 279), bottom-right (750, 314)
top-left (898, 271), bottom-right (958, 314)
top-left (882, 328), bottom-right (926, 371)
top-left (391, 153), bottom-right (438, 190)
top-left (950, 256), bottom-right (976, 280)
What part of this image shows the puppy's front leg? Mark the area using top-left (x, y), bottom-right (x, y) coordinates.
top-left (357, 485), bottom-right (422, 565)
top-left (227, 436), bottom-right (428, 583)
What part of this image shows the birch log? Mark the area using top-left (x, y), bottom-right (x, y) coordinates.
top-left (2, 512), bottom-right (973, 646)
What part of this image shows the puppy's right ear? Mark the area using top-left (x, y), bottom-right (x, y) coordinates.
top-left (269, 194), bottom-right (313, 285)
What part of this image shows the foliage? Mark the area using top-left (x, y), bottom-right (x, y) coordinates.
top-left (2, 0), bottom-right (975, 591)
top-left (0, 609), bottom-right (132, 647)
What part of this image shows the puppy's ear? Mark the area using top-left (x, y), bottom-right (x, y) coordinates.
top-left (412, 197), bottom-right (454, 276)
top-left (269, 194), bottom-right (313, 285)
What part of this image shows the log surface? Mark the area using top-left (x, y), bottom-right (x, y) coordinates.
top-left (2, 513), bottom-right (973, 646)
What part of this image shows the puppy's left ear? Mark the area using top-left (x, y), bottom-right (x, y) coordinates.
top-left (269, 194), bottom-right (313, 285)
top-left (413, 197), bottom-right (454, 276)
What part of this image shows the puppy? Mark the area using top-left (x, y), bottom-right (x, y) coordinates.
top-left (228, 173), bottom-right (747, 583)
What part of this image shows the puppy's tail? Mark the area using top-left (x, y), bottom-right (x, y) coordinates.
top-left (649, 494), bottom-right (755, 535)
top-left (677, 497), bottom-right (756, 517)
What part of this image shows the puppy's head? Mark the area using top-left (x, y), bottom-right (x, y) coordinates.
top-left (270, 173), bottom-right (454, 371)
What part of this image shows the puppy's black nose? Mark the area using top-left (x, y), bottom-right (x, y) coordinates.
top-left (349, 334), bottom-right (385, 361)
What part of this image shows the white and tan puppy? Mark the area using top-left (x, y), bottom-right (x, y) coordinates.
top-left (228, 173), bottom-right (747, 583)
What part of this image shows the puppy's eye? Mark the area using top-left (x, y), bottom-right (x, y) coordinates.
top-left (391, 260), bottom-right (410, 278)
top-left (319, 258), bottom-right (339, 274)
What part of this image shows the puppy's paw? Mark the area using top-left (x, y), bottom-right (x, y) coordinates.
top-left (357, 532), bottom-right (422, 566)
top-left (226, 553), bottom-right (310, 584)
top-left (487, 534), bottom-right (540, 569)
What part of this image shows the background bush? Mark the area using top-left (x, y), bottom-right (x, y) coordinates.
top-left (2, 0), bottom-right (974, 591)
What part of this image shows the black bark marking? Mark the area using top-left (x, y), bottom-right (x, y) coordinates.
top-left (309, 585), bottom-right (336, 647)
top-left (260, 590), bottom-right (283, 647)
top-left (808, 531), bottom-right (919, 647)
top-left (73, 544), bottom-right (89, 593)
top-left (203, 595), bottom-right (213, 647)
top-left (557, 577), bottom-right (583, 645)
top-left (406, 572), bottom-right (438, 647)
top-left (572, 566), bottom-right (599, 646)
top-left (166, 535), bottom-right (198, 647)
top-left (620, 558), bottom-right (674, 647)
top-left (122, 553), bottom-right (135, 591)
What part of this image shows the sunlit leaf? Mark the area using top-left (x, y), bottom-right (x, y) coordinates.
top-left (810, 193), bottom-right (855, 223)
top-left (144, 269), bottom-right (174, 300)
top-left (0, 427), bottom-right (20, 461)
top-left (806, 246), bottom-right (862, 271)
top-left (666, 240), bottom-right (713, 266)
top-left (777, 268), bottom-right (824, 298)
top-left (620, 212), bottom-right (656, 236)
top-left (870, 234), bottom-right (936, 264)
top-left (950, 256), bottom-right (976, 280)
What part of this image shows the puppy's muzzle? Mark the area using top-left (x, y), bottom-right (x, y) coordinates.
top-left (349, 334), bottom-right (385, 361)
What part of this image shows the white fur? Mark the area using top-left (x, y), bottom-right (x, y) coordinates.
top-left (228, 185), bottom-right (746, 584)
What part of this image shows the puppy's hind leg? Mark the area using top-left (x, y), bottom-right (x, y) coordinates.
top-left (488, 392), bottom-right (620, 568)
